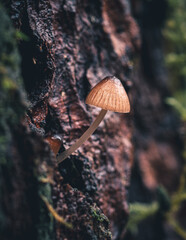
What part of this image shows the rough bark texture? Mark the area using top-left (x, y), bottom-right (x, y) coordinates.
top-left (0, 0), bottom-right (183, 240)
top-left (0, 4), bottom-right (55, 240)
top-left (1, 1), bottom-right (139, 239)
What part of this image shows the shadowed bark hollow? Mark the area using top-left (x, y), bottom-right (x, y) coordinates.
top-left (0, 0), bottom-right (182, 240)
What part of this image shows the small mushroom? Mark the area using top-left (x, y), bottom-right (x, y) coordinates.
top-left (57, 76), bottom-right (130, 163)
top-left (45, 135), bottom-right (62, 156)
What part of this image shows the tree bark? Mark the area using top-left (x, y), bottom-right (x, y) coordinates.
top-left (0, 0), bottom-right (182, 240)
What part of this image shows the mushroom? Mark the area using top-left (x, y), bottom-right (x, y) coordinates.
top-left (45, 135), bottom-right (62, 156)
top-left (57, 76), bottom-right (130, 163)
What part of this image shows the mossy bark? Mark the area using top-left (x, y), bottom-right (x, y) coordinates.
top-left (0, 0), bottom-right (183, 240)
top-left (0, 4), bottom-right (54, 240)
top-left (0, 0), bottom-right (139, 239)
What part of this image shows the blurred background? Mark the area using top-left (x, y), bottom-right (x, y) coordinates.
top-left (127, 0), bottom-right (186, 239)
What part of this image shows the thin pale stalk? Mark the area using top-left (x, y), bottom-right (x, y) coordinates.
top-left (57, 109), bottom-right (107, 163)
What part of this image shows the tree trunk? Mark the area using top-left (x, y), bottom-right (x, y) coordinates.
top-left (0, 0), bottom-right (182, 240)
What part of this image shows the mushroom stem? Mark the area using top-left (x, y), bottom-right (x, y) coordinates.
top-left (57, 109), bottom-right (107, 163)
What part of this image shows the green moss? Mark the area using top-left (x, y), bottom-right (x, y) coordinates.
top-left (38, 185), bottom-right (54, 240)
top-left (163, 5), bottom-right (186, 236)
top-left (127, 183), bottom-right (186, 238)
top-left (0, 3), bottom-right (24, 235)
top-left (163, 0), bottom-right (186, 90)
top-left (2, 77), bottom-right (17, 90)
top-left (0, 4), bottom-right (54, 240)
top-left (90, 205), bottom-right (112, 239)
top-left (127, 202), bottom-right (159, 235)
top-left (15, 30), bottom-right (29, 41)
top-left (35, 161), bottom-right (54, 239)
top-left (98, 225), bottom-right (112, 239)
top-left (166, 97), bottom-right (186, 121)
top-left (90, 205), bottom-right (109, 223)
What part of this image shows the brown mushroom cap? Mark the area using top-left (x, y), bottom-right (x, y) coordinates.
top-left (86, 76), bottom-right (130, 113)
